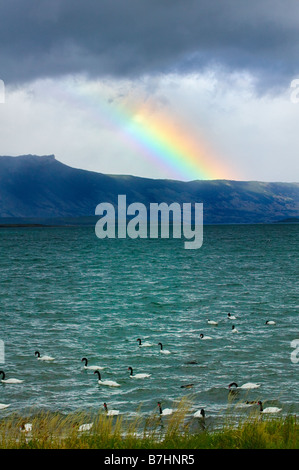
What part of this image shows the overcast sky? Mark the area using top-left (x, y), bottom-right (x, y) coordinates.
top-left (0, 0), bottom-right (299, 181)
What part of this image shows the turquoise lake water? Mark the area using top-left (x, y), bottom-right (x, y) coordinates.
top-left (0, 224), bottom-right (298, 425)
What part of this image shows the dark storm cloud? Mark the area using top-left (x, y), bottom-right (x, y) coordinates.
top-left (1, 0), bottom-right (299, 88)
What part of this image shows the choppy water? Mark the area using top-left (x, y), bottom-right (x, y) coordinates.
top-left (0, 224), bottom-right (298, 426)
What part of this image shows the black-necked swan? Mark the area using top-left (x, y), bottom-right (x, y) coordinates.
top-left (78, 422), bottom-right (93, 432)
top-left (265, 320), bottom-right (276, 325)
top-left (0, 403), bottom-right (10, 409)
top-left (194, 408), bottom-right (205, 419)
top-left (207, 320), bottom-right (218, 325)
top-left (137, 338), bottom-right (153, 347)
top-left (228, 382), bottom-right (260, 390)
top-left (258, 401), bottom-right (282, 413)
top-left (227, 313), bottom-right (236, 320)
top-left (158, 343), bottom-right (171, 354)
top-left (200, 334), bottom-right (212, 340)
top-left (104, 402), bottom-right (119, 416)
top-left (157, 401), bottom-right (173, 416)
top-left (0, 371), bottom-right (23, 384)
top-left (81, 357), bottom-right (105, 370)
top-left (94, 370), bottom-right (120, 387)
top-left (231, 325), bottom-right (239, 333)
top-left (20, 422), bottom-right (32, 433)
top-left (180, 383), bottom-right (194, 389)
top-left (35, 351), bottom-right (55, 361)
top-left (128, 367), bottom-right (151, 379)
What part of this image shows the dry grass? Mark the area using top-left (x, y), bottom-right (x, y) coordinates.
top-left (0, 398), bottom-right (297, 449)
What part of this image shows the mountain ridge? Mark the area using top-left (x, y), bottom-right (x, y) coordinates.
top-left (0, 154), bottom-right (298, 224)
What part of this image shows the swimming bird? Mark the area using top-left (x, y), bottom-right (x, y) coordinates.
top-left (128, 367), bottom-right (151, 379)
top-left (94, 370), bottom-right (120, 387)
top-left (78, 422), bottom-right (93, 432)
top-left (137, 338), bottom-right (153, 347)
top-left (35, 351), bottom-right (55, 361)
top-left (20, 423), bottom-right (32, 433)
top-left (81, 357), bottom-right (105, 370)
top-left (104, 403), bottom-right (119, 416)
top-left (265, 321), bottom-right (276, 325)
top-left (207, 320), bottom-right (218, 325)
top-left (231, 325), bottom-right (239, 333)
top-left (0, 371), bottom-right (23, 384)
top-left (228, 382), bottom-right (260, 390)
top-left (200, 334), bottom-right (212, 340)
top-left (157, 402), bottom-right (173, 416)
top-left (158, 343), bottom-right (171, 354)
top-left (180, 384), bottom-right (194, 389)
top-left (0, 403), bottom-right (10, 410)
top-left (194, 408), bottom-right (205, 419)
top-left (258, 401), bottom-right (282, 414)
top-left (227, 313), bottom-right (236, 320)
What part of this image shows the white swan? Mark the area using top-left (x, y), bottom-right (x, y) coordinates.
top-left (200, 334), bottom-right (212, 340)
top-left (157, 402), bottom-right (173, 416)
top-left (258, 401), bottom-right (282, 413)
top-left (228, 382), bottom-right (260, 390)
top-left (158, 342), bottom-right (171, 354)
top-left (81, 357), bottom-right (105, 370)
top-left (104, 402), bottom-right (119, 416)
top-left (194, 408), bottom-right (205, 419)
top-left (227, 313), bottom-right (236, 320)
top-left (20, 423), bottom-right (32, 433)
top-left (35, 351), bottom-right (55, 361)
top-left (207, 320), bottom-right (218, 325)
top-left (94, 370), bottom-right (120, 387)
top-left (265, 321), bottom-right (276, 325)
top-left (0, 403), bottom-right (10, 410)
top-left (137, 338), bottom-right (153, 347)
top-left (0, 371), bottom-right (23, 384)
top-left (128, 367), bottom-right (151, 379)
top-left (78, 422), bottom-right (93, 432)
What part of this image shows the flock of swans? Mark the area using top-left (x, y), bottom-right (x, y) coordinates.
top-left (0, 314), bottom-right (282, 429)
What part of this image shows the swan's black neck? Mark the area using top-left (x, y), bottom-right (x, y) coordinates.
top-left (157, 402), bottom-right (162, 414)
top-left (258, 401), bottom-right (263, 411)
top-left (35, 351), bottom-right (40, 358)
top-left (228, 382), bottom-right (238, 389)
top-left (94, 370), bottom-right (101, 380)
top-left (104, 403), bottom-right (108, 412)
top-left (158, 343), bottom-right (163, 350)
top-left (0, 371), bottom-right (5, 380)
top-left (128, 367), bottom-right (133, 376)
top-left (137, 339), bottom-right (141, 345)
top-left (82, 357), bottom-right (88, 366)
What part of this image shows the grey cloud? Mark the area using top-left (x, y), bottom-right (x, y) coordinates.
top-left (1, 0), bottom-right (299, 89)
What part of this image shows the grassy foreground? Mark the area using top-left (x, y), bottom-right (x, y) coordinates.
top-left (0, 401), bottom-right (298, 449)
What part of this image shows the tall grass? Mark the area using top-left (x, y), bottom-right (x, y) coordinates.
top-left (0, 399), bottom-right (297, 449)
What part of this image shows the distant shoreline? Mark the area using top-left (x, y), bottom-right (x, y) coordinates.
top-left (0, 220), bottom-right (298, 229)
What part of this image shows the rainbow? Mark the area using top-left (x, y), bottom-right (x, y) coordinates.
top-left (61, 79), bottom-right (237, 181)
